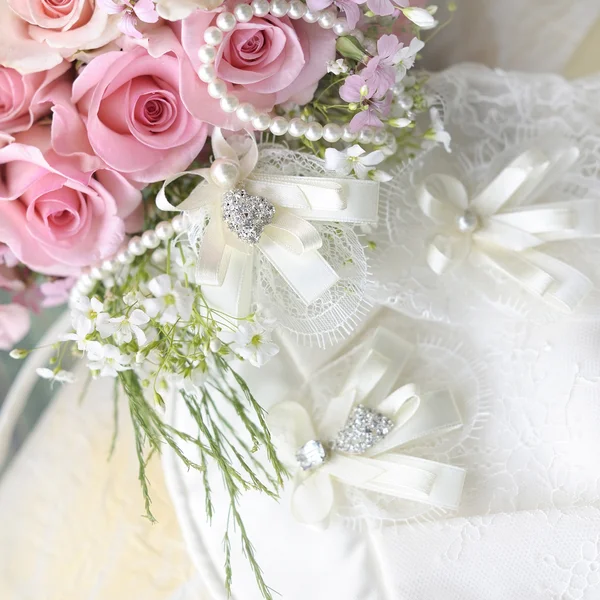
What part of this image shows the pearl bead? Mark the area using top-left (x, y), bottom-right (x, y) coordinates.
top-left (318, 9), bottom-right (336, 29)
top-left (397, 94), bottom-right (414, 111)
top-left (287, 118), bottom-right (307, 138)
top-left (101, 260), bottom-right (115, 274)
top-left (142, 230), bottom-right (160, 249)
top-left (270, 0), bottom-right (289, 16)
top-left (234, 3), bottom-right (253, 22)
top-left (220, 94), bottom-right (239, 113)
top-left (172, 214), bottom-right (187, 233)
top-left (198, 64), bottom-right (217, 83)
top-left (251, 0), bottom-right (269, 16)
top-left (128, 236), bottom-right (145, 256)
top-left (207, 79), bottom-right (227, 99)
top-left (456, 210), bottom-right (479, 233)
top-left (358, 127), bottom-right (374, 144)
top-left (155, 221), bottom-right (174, 241)
top-left (216, 11), bottom-right (236, 31)
top-left (90, 266), bottom-right (104, 280)
top-left (333, 19), bottom-right (348, 35)
top-left (151, 248), bottom-right (167, 265)
top-left (197, 44), bottom-right (216, 64)
top-left (269, 116), bottom-right (289, 135)
top-left (117, 249), bottom-right (134, 264)
top-left (252, 113), bottom-right (272, 130)
top-left (303, 9), bottom-right (320, 22)
top-left (373, 130), bottom-right (387, 145)
top-left (236, 102), bottom-right (256, 122)
top-left (342, 125), bottom-right (357, 142)
top-left (305, 122), bottom-right (323, 141)
top-left (204, 26), bottom-right (223, 46)
top-left (288, 0), bottom-right (306, 18)
top-left (323, 123), bottom-right (342, 143)
top-left (210, 158), bottom-right (240, 188)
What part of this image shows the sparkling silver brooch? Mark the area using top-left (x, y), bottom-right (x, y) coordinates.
top-left (332, 404), bottom-right (394, 455)
top-left (296, 439), bottom-right (328, 471)
top-left (222, 188), bottom-right (275, 245)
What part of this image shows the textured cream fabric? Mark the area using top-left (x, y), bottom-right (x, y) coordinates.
top-left (0, 363), bottom-right (200, 600)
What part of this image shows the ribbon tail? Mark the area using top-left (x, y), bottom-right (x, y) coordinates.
top-left (258, 233), bottom-right (339, 305)
top-left (201, 248), bottom-right (254, 318)
top-left (290, 470), bottom-right (335, 526)
top-left (427, 234), bottom-right (470, 274)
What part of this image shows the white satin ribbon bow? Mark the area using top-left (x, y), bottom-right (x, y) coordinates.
top-left (268, 327), bottom-right (466, 527)
top-left (418, 145), bottom-right (600, 311)
top-left (157, 129), bottom-right (379, 317)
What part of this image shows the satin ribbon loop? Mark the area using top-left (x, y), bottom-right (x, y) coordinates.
top-left (268, 327), bottom-right (466, 526)
top-left (418, 143), bottom-right (599, 311)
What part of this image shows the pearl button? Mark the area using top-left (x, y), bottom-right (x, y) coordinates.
top-left (155, 221), bottom-right (174, 241)
top-left (288, 118), bottom-right (307, 138)
top-left (142, 230), bottom-right (160, 249)
top-left (128, 236), bottom-right (145, 256)
top-left (198, 64), bottom-right (217, 83)
top-left (252, 113), bottom-right (272, 130)
top-left (323, 123), bottom-right (342, 143)
top-left (197, 45), bottom-right (216, 64)
top-left (210, 158), bottom-right (240, 188)
top-left (220, 95), bottom-right (240, 113)
top-left (172, 215), bottom-right (188, 234)
top-left (305, 122), bottom-right (323, 141)
top-left (303, 9), bottom-right (320, 22)
top-left (270, 0), bottom-right (289, 16)
top-left (456, 210), bottom-right (479, 233)
top-left (318, 9), bottom-right (336, 29)
top-left (236, 102), bottom-right (256, 122)
top-left (207, 79), bottom-right (227, 99)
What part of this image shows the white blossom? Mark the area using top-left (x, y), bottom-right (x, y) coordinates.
top-left (70, 296), bottom-right (111, 338)
top-left (86, 342), bottom-right (132, 377)
top-left (144, 274), bottom-right (195, 325)
top-left (327, 58), bottom-right (349, 75)
top-left (400, 7), bottom-right (438, 29)
top-left (425, 106), bottom-right (452, 153)
top-left (394, 37), bottom-right (425, 80)
top-left (324, 145), bottom-right (391, 181)
top-left (36, 368), bottom-right (76, 383)
top-left (97, 309), bottom-right (150, 345)
top-left (231, 322), bottom-right (279, 368)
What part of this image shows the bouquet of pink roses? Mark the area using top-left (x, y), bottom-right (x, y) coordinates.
top-left (1, 0), bottom-right (449, 594)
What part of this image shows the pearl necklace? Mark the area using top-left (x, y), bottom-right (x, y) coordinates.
top-left (196, 0), bottom-right (397, 151)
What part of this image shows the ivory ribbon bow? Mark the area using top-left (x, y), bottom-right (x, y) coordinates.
top-left (418, 145), bottom-right (600, 311)
top-left (157, 129), bottom-right (379, 317)
top-left (268, 327), bottom-right (465, 526)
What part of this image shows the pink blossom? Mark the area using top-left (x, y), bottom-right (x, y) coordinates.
top-left (340, 74), bottom-right (391, 132)
top-left (362, 34), bottom-right (402, 97)
top-left (0, 125), bottom-right (143, 276)
top-left (0, 62), bottom-right (72, 135)
top-left (0, 246), bottom-right (25, 293)
top-left (176, 9), bottom-right (336, 128)
top-left (52, 39), bottom-right (209, 184)
top-left (98, 0), bottom-right (159, 38)
top-left (366, 0), bottom-right (407, 17)
top-left (0, 303), bottom-right (30, 350)
top-left (40, 277), bottom-right (76, 307)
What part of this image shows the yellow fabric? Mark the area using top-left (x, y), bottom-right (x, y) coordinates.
top-left (564, 17), bottom-right (600, 78)
top-left (0, 366), bottom-right (199, 600)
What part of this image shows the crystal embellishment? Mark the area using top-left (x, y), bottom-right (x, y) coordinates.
top-left (333, 404), bottom-right (394, 455)
top-left (222, 188), bottom-right (275, 245)
top-left (296, 439), bottom-right (328, 471)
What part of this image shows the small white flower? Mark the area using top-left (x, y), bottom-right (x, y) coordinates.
top-left (171, 366), bottom-right (208, 395)
top-left (70, 296), bottom-right (111, 338)
top-left (86, 342), bottom-right (132, 378)
top-left (98, 309), bottom-right (150, 346)
top-left (425, 106), bottom-right (452, 153)
top-left (231, 322), bottom-right (279, 368)
top-left (145, 274), bottom-right (195, 325)
top-left (325, 145), bottom-right (388, 180)
top-left (400, 7), bottom-right (438, 29)
top-left (394, 37), bottom-right (425, 80)
top-left (327, 58), bottom-right (349, 75)
top-left (36, 368), bottom-right (76, 384)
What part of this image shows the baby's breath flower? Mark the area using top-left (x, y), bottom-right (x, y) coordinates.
top-left (36, 367), bottom-right (76, 383)
top-left (231, 322), bottom-right (279, 368)
top-left (324, 145), bottom-right (389, 180)
top-left (145, 274), bottom-right (194, 325)
top-left (87, 341), bottom-right (132, 378)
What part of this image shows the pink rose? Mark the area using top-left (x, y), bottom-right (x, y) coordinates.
top-left (0, 125), bottom-right (142, 276)
top-left (2, 0), bottom-right (120, 73)
top-left (0, 303), bottom-right (30, 350)
top-left (54, 44), bottom-right (209, 183)
top-left (178, 8), bottom-right (336, 126)
top-left (0, 245), bottom-right (25, 292)
top-left (0, 62), bottom-right (72, 135)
